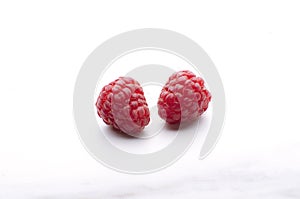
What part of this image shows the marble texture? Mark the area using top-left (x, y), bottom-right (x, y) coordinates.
top-left (1, 157), bottom-right (300, 199)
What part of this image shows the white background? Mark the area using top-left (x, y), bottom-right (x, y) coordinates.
top-left (0, 1), bottom-right (300, 198)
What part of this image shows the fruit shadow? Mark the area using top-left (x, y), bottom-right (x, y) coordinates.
top-left (105, 126), bottom-right (140, 139)
top-left (164, 116), bottom-right (205, 132)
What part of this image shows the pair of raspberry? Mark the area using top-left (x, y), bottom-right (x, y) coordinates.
top-left (95, 70), bottom-right (211, 135)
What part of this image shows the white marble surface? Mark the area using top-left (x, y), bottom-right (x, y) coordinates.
top-left (1, 143), bottom-right (300, 199)
top-left (1, 167), bottom-right (299, 199)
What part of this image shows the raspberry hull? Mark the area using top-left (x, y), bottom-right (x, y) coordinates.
top-left (95, 77), bottom-right (150, 135)
top-left (157, 70), bottom-right (211, 124)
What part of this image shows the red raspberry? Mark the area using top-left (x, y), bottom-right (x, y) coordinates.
top-left (157, 70), bottom-right (211, 124)
top-left (95, 77), bottom-right (150, 135)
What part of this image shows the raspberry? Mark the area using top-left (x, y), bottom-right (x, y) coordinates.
top-left (95, 77), bottom-right (150, 135)
top-left (157, 70), bottom-right (211, 124)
